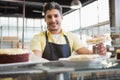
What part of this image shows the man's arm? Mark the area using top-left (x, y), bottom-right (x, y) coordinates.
top-left (76, 43), bottom-right (106, 55)
top-left (31, 50), bottom-right (49, 61)
top-left (76, 47), bottom-right (93, 54)
top-left (32, 50), bottom-right (42, 58)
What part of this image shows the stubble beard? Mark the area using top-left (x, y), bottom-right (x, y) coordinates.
top-left (48, 26), bottom-right (61, 34)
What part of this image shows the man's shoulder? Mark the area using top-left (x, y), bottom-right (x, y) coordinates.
top-left (39, 31), bottom-right (46, 35)
top-left (64, 31), bottom-right (81, 41)
top-left (64, 31), bottom-right (76, 37)
top-left (64, 31), bottom-right (72, 35)
top-left (34, 31), bottom-right (46, 37)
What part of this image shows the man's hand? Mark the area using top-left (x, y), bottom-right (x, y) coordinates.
top-left (96, 43), bottom-right (107, 55)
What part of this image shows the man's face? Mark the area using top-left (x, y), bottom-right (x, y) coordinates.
top-left (44, 9), bottom-right (63, 32)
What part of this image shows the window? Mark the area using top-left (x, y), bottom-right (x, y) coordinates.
top-left (0, 0), bottom-right (110, 48)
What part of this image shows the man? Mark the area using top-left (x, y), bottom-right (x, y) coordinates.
top-left (30, 2), bottom-right (106, 61)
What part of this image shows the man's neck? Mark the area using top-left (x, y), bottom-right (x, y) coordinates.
top-left (49, 29), bottom-right (61, 34)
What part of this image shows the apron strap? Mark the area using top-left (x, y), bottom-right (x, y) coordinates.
top-left (64, 35), bottom-right (71, 55)
top-left (45, 31), bottom-right (48, 42)
top-left (45, 31), bottom-right (53, 58)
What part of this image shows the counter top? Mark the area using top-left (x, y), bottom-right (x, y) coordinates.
top-left (0, 59), bottom-right (120, 77)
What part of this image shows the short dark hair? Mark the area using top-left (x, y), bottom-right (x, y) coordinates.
top-left (43, 2), bottom-right (62, 16)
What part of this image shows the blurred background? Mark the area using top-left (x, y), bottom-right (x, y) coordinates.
top-left (0, 0), bottom-right (120, 53)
